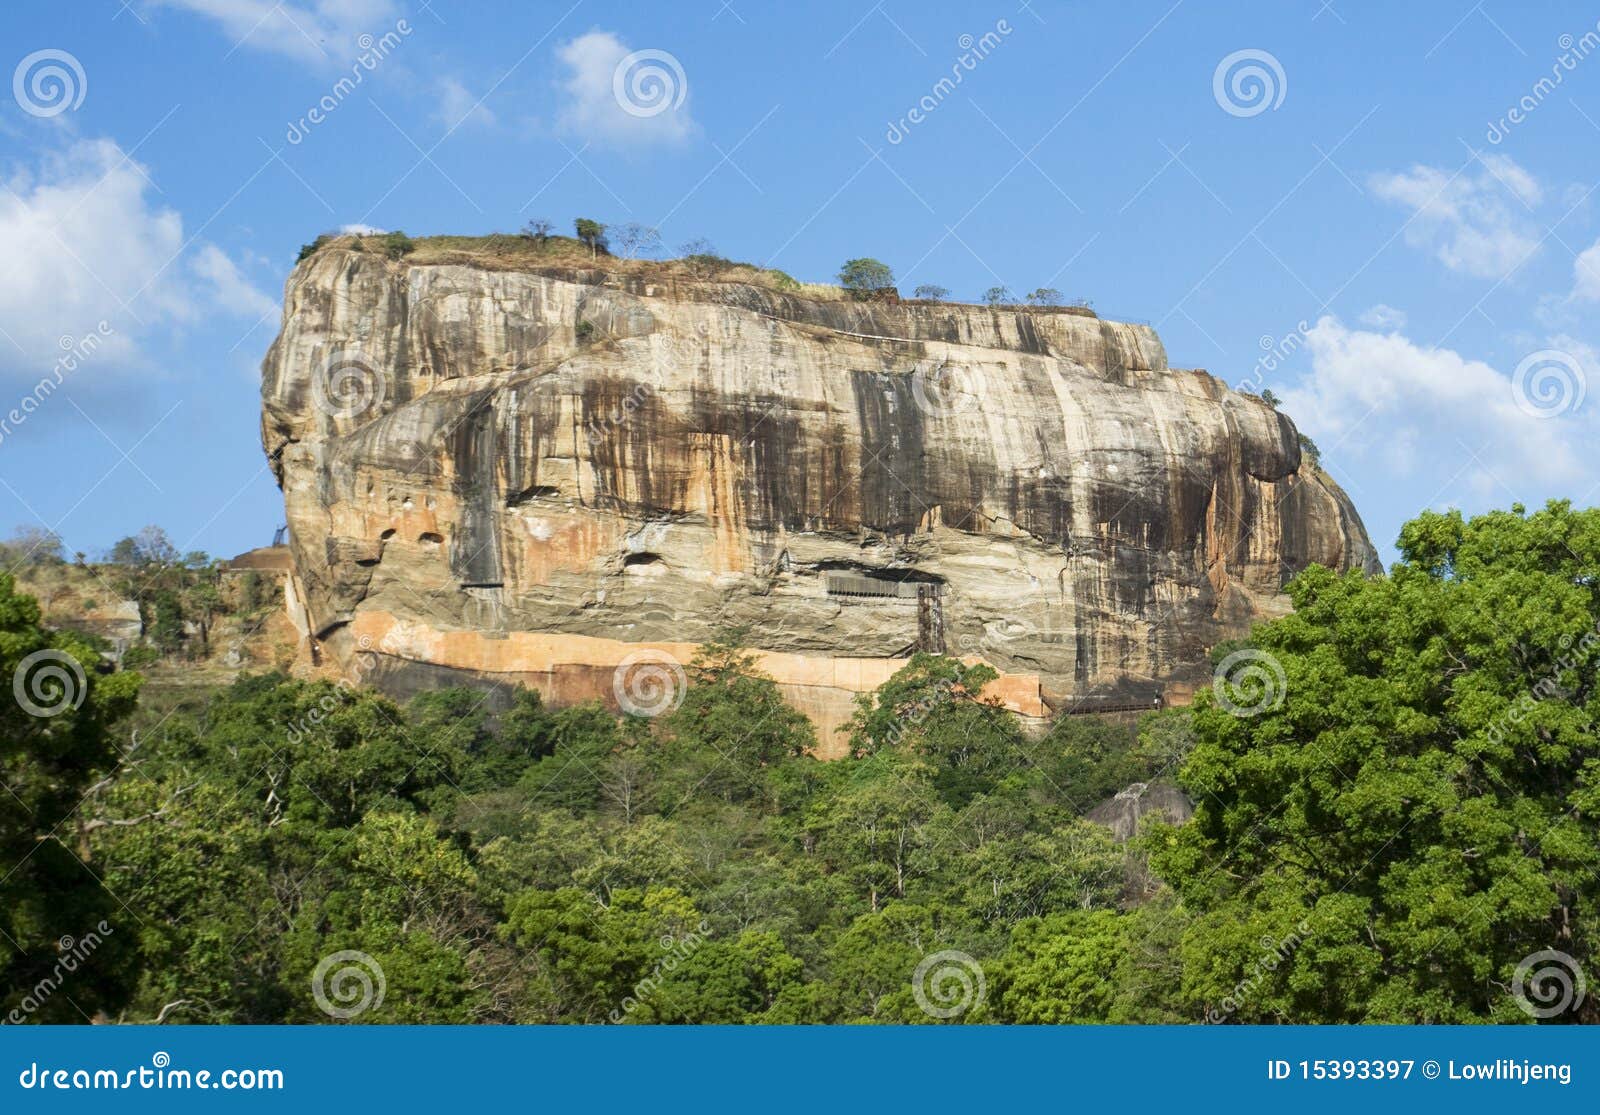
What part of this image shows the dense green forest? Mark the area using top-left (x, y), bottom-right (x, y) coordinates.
top-left (2, 502), bottom-right (1596, 1024)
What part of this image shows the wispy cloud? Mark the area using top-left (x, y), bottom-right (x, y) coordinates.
top-left (151, 0), bottom-right (399, 65)
top-left (1358, 303), bottom-right (1408, 330)
top-left (1369, 155), bottom-right (1542, 280)
top-left (433, 76), bottom-right (497, 131)
top-left (1282, 316), bottom-right (1591, 496)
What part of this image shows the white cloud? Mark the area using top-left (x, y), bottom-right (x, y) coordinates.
top-left (338, 223), bottom-right (386, 235)
top-left (1571, 237), bottom-right (1600, 302)
top-left (0, 138), bottom-right (275, 377)
top-left (434, 77), bottom-right (497, 131)
top-left (192, 243), bottom-right (278, 320)
top-left (1369, 155), bottom-right (1542, 279)
top-left (1358, 303), bottom-right (1407, 330)
top-left (151, 0), bottom-right (399, 65)
top-left (555, 31), bottom-right (694, 148)
top-left (1281, 316), bottom-right (1590, 492)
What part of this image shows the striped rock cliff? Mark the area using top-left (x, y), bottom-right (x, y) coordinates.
top-left (260, 246), bottom-right (1379, 754)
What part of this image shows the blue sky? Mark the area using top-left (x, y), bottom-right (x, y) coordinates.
top-left (0, 0), bottom-right (1596, 565)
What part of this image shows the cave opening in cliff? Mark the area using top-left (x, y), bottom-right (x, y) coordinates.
top-left (623, 552), bottom-right (668, 577)
top-left (508, 484), bottom-right (562, 506)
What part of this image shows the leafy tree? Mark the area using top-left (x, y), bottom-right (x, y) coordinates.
top-left (994, 909), bottom-right (1127, 1022)
top-left (107, 525), bottom-right (177, 567)
top-left (0, 574), bottom-right (141, 1022)
top-left (957, 821), bottom-right (1123, 924)
top-left (1152, 501), bottom-right (1600, 1023)
top-left (771, 902), bottom-right (985, 1023)
top-left (238, 570), bottom-right (266, 614)
top-left (657, 637), bottom-right (815, 805)
top-left (148, 589), bottom-right (186, 656)
top-left (1298, 431), bottom-right (1321, 467)
top-left (1025, 287), bottom-right (1063, 306)
top-left (912, 284), bottom-right (950, 302)
top-left (573, 218), bottom-right (607, 257)
top-left (1025, 713), bottom-right (1146, 810)
top-left (499, 886), bottom-right (705, 1022)
top-left (639, 930), bottom-right (803, 1022)
top-left (848, 654), bottom-right (1019, 807)
top-left (983, 285), bottom-right (1013, 306)
top-left (1260, 387), bottom-right (1281, 409)
top-left (522, 217), bottom-right (554, 243)
top-left (812, 753), bottom-right (945, 912)
top-left (379, 231), bottom-right (415, 260)
top-left (837, 258), bottom-right (895, 299)
top-left (296, 233), bottom-right (333, 263)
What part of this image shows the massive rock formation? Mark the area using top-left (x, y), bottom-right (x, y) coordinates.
top-left (261, 245), bottom-right (1378, 753)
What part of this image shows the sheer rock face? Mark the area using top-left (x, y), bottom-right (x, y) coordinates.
top-left (261, 249), bottom-right (1378, 747)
